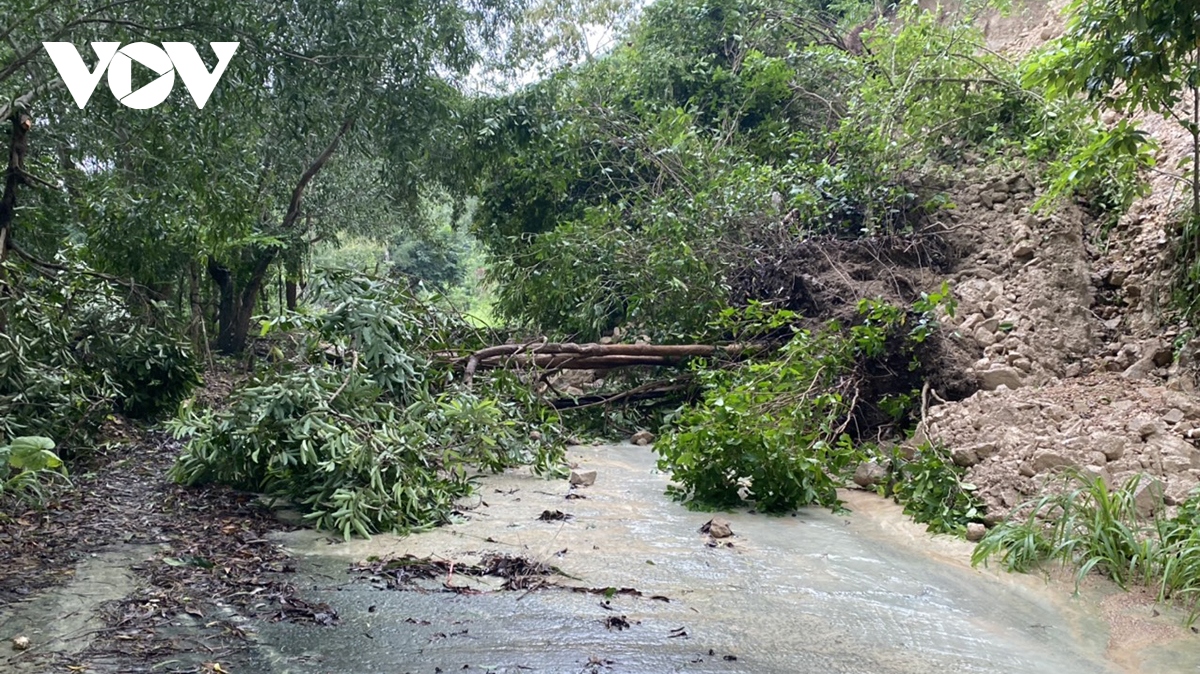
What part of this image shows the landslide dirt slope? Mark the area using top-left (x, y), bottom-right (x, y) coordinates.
top-left (916, 0), bottom-right (1200, 520)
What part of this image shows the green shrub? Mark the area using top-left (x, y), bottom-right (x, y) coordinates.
top-left (656, 292), bottom-right (951, 512)
top-left (169, 271), bottom-right (565, 538)
top-left (884, 442), bottom-right (985, 536)
top-left (0, 260), bottom-right (200, 449)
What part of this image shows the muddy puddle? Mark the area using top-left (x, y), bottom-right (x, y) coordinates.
top-left (255, 444), bottom-right (1200, 673)
top-left (0, 546), bottom-right (149, 671)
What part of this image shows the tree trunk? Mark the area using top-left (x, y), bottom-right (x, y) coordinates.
top-left (208, 251), bottom-right (276, 354)
top-left (0, 111), bottom-right (32, 334)
top-left (205, 118), bottom-right (353, 353)
top-left (1192, 68), bottom-right (1199, 261)
top-left (285, 279), bottom-right (299, 311)
top-left (285, 254), bottom-right (302, 311)
top-left (187, 260), bottom-right (206, 345)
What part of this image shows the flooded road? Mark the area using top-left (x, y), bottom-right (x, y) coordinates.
top-left (257, 444), bottom-right (1200, 673)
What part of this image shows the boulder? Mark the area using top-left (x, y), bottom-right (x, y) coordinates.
top-left (979, 367), bottom-right (1023, 391)
top-left (1128, 417), bottom-right (1165, 440)
top-left (950, 446), bottom-right (980, 467)
top-left (853, 460), bottom-right (888, 488)
top-left (1133, 478), bottom-right (1165, 517)
top-left (1031, 450), bottom-right (1074, 473)
top-left (631, 430), bottom-right (654, 445)
top-left (1093, 434), bottom-right (1128, 461)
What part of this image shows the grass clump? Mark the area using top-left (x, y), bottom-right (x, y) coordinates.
top-left (972, 473), bottom-right (1200, 624)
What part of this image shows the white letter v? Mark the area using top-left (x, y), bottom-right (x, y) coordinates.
top-left (163, 42), bottom-right (239, 109)
top-left (43, 42), bottom-right (119, 108)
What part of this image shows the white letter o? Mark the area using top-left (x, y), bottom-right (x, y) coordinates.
top-left (108, 42), bottom-right (175, 109)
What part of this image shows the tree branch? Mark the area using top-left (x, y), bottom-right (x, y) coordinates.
top-left (0, 77), bottom-right (61, 124)
top-left (282, 117), bottom-right (355, 230)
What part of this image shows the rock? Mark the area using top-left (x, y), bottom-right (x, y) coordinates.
top-left (1012, 241), bottom-right (1036, 258)
top-left (1133, 478), bottom-right (1165, 517)
top-left (630, 430), bottom-right (654, 446)
top-left (1078, 465), bottom-right (1112, 486)
top-left (979, 367), bottom-right (1023, 391)
top-left (1110, 400), bottom-right (1136, 413)
top-left (966, 523), bottom-right (987, 542)
top-left (11, 636), bottom-right (29, 651)
top-left (1031, 450), bottom-right (1074, 473)
top-left (1108, 269), bottom-right (1129, 287)
top-left (853, 460), bottom-right (888, 488)
top-left (950, 446), bottom-right (980, 467)
top-left (978, 316), bottom-right (1001, 334)
top-left (1121, 356), bottom-right (1157, 381)
top-left (569, 470), bottom-right (597, 487)
top-left (1163, 454), bottom-right (1193, 474)
top-left (1128, 417), bottom-right (1165, 440)
top-left (700, 517), bottom-right (733, 538)
top-left (1164, 408), bottom-right (1186, 425)
top-left (967, 442), bottom-right (999, 461)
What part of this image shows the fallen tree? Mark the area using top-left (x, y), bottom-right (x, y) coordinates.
top-left (456, 341), bottom-right (761, 384)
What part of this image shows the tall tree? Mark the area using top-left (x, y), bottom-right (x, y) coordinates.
top-left (0, 0), bottom-right (518, 352)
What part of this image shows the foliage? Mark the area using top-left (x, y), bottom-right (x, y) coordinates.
top-left (972, 474), bottom-right (1200, 624)
top-left (462, 0), bottom-right (1081, 341)
top-left (169, 271), bottom-right (565, 538)
top-left (1, 0), bottom-right (527, 356)
top-left (0, 260), bottom-right (199, 450)
top-left (503, 0), bottom-right (644, 76)
top-left (883, 443), bottom-right (985, 536)
top-left (0, 436), bottom-right (67, 507)
top-left (656, 293), bottom-right (951, 512)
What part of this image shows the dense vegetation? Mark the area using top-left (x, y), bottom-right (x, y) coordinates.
top-left (1, 0), bottom-right (1196, 567)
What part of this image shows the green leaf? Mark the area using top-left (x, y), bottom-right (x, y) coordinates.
top-left (7, 437), bottom-right (62, 471)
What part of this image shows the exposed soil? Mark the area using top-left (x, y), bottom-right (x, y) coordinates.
top-left (858, 0), bottom-right (1200, 521)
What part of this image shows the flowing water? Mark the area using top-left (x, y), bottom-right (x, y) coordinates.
top-left (252, 444), bottom-right (1200, 673)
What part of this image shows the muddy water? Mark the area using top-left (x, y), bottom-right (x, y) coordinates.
top-left (259, 444), bottom-right (1200, 673)
top-left (0, 546), bottom-right (148, 671)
